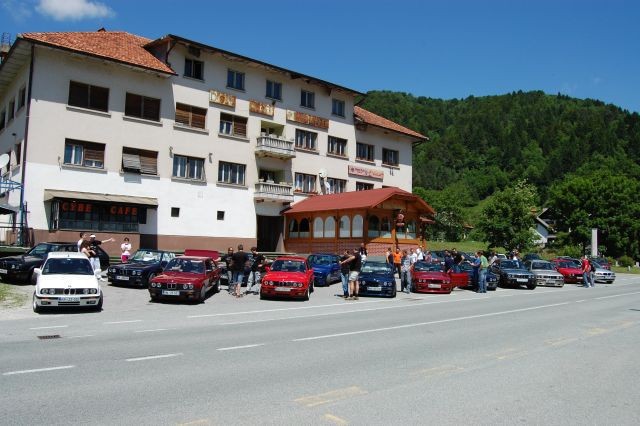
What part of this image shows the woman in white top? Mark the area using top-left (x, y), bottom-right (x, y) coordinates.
top-left (121, 237), bottom-right (132, 263)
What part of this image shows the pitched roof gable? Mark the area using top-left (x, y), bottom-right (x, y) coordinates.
top-left (20, 30), bottom-right (175, 75)
top-left (354, 106), bottom-right (427, 140)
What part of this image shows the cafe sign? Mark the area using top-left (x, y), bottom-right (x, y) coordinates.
top-left (286, 109), bottom-right (329, 130)
top-left (348, 164), bottom-right (384, 180)
top-left (60, 201), bottom-right (139, 217)
top-left (249, 100), bottom-right (275, 117)
top-left (209, 90), bottom-right (236, 108)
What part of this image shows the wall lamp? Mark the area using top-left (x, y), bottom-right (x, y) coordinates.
top-left (169, 146), bottom-right (173, 156)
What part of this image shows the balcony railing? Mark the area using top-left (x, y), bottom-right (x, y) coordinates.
top-left (254, 181), bottom-right (294, 203)
top-left (255, 135), bottom-right (296, 159)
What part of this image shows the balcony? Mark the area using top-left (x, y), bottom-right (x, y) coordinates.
top-left (254, 181), bottom-right (294, 203)
top-left (255, 135), bottom-right (296, 159)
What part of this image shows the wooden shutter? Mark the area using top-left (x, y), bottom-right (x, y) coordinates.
top-left (89, 85), bottom-right (109, 112)
top-left (191, 106), bottom-right (207, 129)
top-left (125, 93), bottom-right (142, 117)
top-left (142, 97), bottom-right (160, 121)
top-left (233, 117), bottom-right (247, 137)
top-left (122, 149), bottom-right (141, 172)
top-left (139, 150), bottom-right (158, 175)
top-left (175, 103), bottom-right (190, 125)
top-left (68, 81), bottom-right (88, 108)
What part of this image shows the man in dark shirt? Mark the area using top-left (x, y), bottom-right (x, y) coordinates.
top-left (339, 249), bottom-right (352, 298)
top-left (246, 246), bottom-right (265, 295)
top-left (444, 250), bottom-right (454, 272)
top-left (230, 244), bottom-right (249, 297)
top-left (347, 248), bottom-right (362, 300)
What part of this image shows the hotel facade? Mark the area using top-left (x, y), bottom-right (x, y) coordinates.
top-left (0, 30), bottom-right (426, 255)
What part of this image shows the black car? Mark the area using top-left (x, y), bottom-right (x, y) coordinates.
top-left (0, 242), bottom-right (109, 284)
top-left (107, 249), bottom-right (175, 288)
top-left (491, 259), bottom-right (536, 290)
top-left (458, 261), bottom-right (499, 291)
top-left (357, 261), bottom-right (396, 298)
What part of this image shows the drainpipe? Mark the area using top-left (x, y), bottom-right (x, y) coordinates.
top-left (18, 44), bottom-right (35, 246)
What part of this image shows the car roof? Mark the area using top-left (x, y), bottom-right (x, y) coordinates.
top-left (176, 255), bottom-right (211, 261)
top-left (46, 252), bottom-right (89, 259)
top-left (183, 249), bottom-right (219, 258)
top-left (275, 256), bottom-right (307, 262)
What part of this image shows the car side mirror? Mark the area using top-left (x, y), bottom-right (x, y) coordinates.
top-left (34, 268), bottom-right (42, 276)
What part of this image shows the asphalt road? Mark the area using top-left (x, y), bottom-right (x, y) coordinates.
top-left (1, 276), bottom-right (639, 425)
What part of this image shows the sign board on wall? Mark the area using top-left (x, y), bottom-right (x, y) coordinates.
top-left (250, 100), bottom-right (275, 117)
top-left (348, 164), bottom-right (384, 180)
top-left (286, 110), bottom-right (329, 129)
top-left (209, 90), bottom-right (236, 108)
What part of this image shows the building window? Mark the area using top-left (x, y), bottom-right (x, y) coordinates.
top-left (406, 219), bottom-right (416, 239)
top-left (63, 139), bottom-right (105, 169)
top-left (339, 215), bottom-right (350, 238)
top-left (327, 136), bottom-right (347, 157)
top-left (171, 207), bottom-right (180, 217)
top-left (300, 90), bottom-right (315, 109)
top-left (332, 99), bottom-right (345, 117)
top-left (368, 215), bottom-right (380, 238)
top-left (175, 103), bottom-right (207, 129)
top-left (15, 142), bottom-right (21, 165)
top-left (122, 147), bottom-right (158, 175)
top-left (299, 218), bottom-right (310, 238)
top-left (313, 217), bottom-right (324, 238)
top-left (218, 161), bottom-right (246, 185)
top-left (327, 178), bottom-right (346, 194)
top-left (173, 154), bottom-right (205, 180)
top-left (0, 109), bottom-right (5, 131)
top-left (324, 216), bottom-right (336, 238)
top-left (51, 200), bottom-right (144, 232)
top-left (7, 99), bottom-right (15, 121)
top-left (352, 214), bottom-right (363, 238)
top-left (294, 173), bottom-right (316, 193)
top-left (219, 113), bottom-right (248, 138)
top-left (288, 219), bottom-right (299, 238)
top-left (295, 129), bottom-right (317, 151)
top-left (266, 80), bottom-right (282, 100)
top-left (125, 93), bottom-right (161, 121)
top-left (227, 69), bottom-right (245, 90)
top-left (381, 216), bottom-right (392, 238)
top-left (356, 142), bottom-right (375, 162)
top-left (184, 58), bottom-right (204, 80)
top-left (68, 81), bottom-right (109, 112)
top-left (217, 211), bottom-right (225, 220)
top-left (356, 182), bottom-right (374, 191)
top-left (382, 148), bottom-right (399, 166)
top-left (17, 86), bottom-right (26, 111)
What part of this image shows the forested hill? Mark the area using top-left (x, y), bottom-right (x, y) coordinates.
top-left (360, 90), bottom-right (640, 202)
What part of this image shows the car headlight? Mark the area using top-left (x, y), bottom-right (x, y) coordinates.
top-left (507, 274), bottom-right (513, 278)
top-left (83, 288), bottom-right (89, 294)
top-left (91, 288), bottom-right (98, 294)
top-left (10, 264), bottom-right (17, 269)
top-left (385, 281), bottom-right (393, 286)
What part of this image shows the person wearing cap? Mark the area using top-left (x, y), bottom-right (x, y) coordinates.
top-left (88, 234), bottom-right (114, 280)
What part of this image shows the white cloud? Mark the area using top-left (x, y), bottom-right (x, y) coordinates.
top-left (1, 0), bottom-right (33, 21)
top-left (36, 0), bottom-right (114, 21)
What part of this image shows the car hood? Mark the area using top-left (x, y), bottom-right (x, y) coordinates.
top-left (38, 274), bottom-right (99, 289)
top-left (500, 268), bottom-right (533, 275)
top-left (152, 272), bottom-right (201, 284)
top-left (1, 254), bottom-right (42, 264)
top-left (557, 267), bottom-right (582, 273)
top-left (413, 271), bottom-right (449, 280)
top-left (263, 271), bottom-right (307, 281)
top-left (111, 262), bottom-right (157, 271)
top-left (310, 264), bottom-right (335, 274)
top-left (358, 272), bottom-right (395, 281)
top-left (531, 269), bottom-right (563, 277)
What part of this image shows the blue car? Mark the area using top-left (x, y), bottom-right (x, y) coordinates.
top-left (307, 253), bottom-right (341, 286)
top-left (357, 261), bottom-right (396, 298)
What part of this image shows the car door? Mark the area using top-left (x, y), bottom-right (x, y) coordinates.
top-left (331, 256), bottom-right (340, 281)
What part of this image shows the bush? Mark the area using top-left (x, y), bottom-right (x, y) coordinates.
top-left (617, 255), bottom-right (635, 268)
top-left (558, 245), bottom-right (582, 259)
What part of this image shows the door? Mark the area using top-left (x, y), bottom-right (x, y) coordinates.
top-left (257, 215), bottom-right (283, 252)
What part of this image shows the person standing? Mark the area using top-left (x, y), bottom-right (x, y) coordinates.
top-left (581, 255), bottom-right (592, 288)
top-left (339, 249), bottom-right (352, 298)
top-left (347, 248), bottom-right (362, 300)
top-left (77, 232), bottom-right (87, 252)
top-left (409, 248), bottom-right (418, 265)
top-left (231, 244), bottom-right (249, 297)
top-left (424, 250), bottom-right (433, 264)
top-left (359, 243), bottom-right (368, 262)
top-left (471, 253), bottom-right (481, 290)
top-left (80, 240), bottom-right (94, 259)
top-left (223, 247), bottom-right (234, 293)
top-left (401, 249), bottom-right (412, 294)
top-left (416, 246), bottom-right (424, 261)
top-left (88, 234), bottom-right (114, 280)
top-left (120, 237), bottom-right (132, 263)
top-left (589, 258), bottom-right (598, 287)
top-left (246, 247), bottom-right (265, 295)
top-left (477, 250), bottom-right (489, 293)
top-left (488, 251), bottom-right (498, 267)
top-left (444, 250), bottom-right (453, 272)
top-left (393, 248), bottom-right (402, 282)
top-left (386, 247), bottom-right (393, 265)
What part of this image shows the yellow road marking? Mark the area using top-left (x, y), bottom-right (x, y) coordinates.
top-left (415, 365), bottom-right (464, 377)
top-left (295, 386), bottom-right (367, 408)
top-left (324, 413), bottom-right (349, 425)
top-left (545, 337), bottom-right (579, 347)
top-left (486, 348), bottom-right (528, 360)
top-left (588, 327), bottom-right (608, 335)
top-left (177, 419), bottom-right (210, 426)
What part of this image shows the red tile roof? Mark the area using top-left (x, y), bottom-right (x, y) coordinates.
top-left (284, 187), bottom-right (435, 215)
top-left (20, 30), bottom-right (175, 75)
top-left (354, 106), bottom-right (427, 140)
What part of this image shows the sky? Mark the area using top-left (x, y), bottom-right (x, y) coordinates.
top-left (1, 0), bottom-right (639, 112)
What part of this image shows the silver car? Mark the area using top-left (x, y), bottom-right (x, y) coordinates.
top-left (525, 260), bottom-right (565, 287)
top-left (592, 263), bottom-right (616, 284)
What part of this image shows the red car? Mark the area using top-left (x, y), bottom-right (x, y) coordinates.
top-left (411, 261), bottom-right (468, 294)
top-left (149, 250), bottom-right (221, 303)
top-left (551, 259), bottom-right (583, 284)
top-left (260, 256), bottom-right (314, 300)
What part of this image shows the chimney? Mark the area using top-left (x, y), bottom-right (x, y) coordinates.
top-left (0, 33), bottom-right (11, 64)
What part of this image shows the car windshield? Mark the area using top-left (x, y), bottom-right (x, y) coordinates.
top-left (27, 243), bottom-right (54, 257)
top-left (413, 262), bottom-right (444, 272)
top-left (164, 258), bottom-right (204, 274)
top-left (501, 260), bottom-right (524, 269)
top-left (557, 261), bottom-right (576, 268)
top-left (360, 262), bottom-right (393, 274)
top-left (42, 258), bottom-right (94, 275)
top-left (531, 261), bottom-right (555, 270)
top-left (270, 259), bottom-right (306, 273)
top-left (308, 255), bottom-right (334, 265)
top-left (129, 250), bottom-right (162, 263)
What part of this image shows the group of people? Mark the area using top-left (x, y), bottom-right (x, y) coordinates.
top-left (338, 243), bottom-right (367, 300)
top-left (222, 244), bottom-right (266, 298)
top-left (384, 245), bottom-right (432, 293)
top-left (76, 232), bottom-right (115, 281)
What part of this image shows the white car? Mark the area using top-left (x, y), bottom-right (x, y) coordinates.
top-left (33, 252), bottom-right (103, 313)
top-left (593, 264), bottom-right (616, 284)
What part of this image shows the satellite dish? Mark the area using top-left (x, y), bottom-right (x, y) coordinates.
top-left (318, 168), bottom-right (327, 179)
top-left (0, 154), bottom-right (9, 170)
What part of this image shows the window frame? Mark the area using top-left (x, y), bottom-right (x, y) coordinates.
top-left (326, 177), bottom-right (347, 194)
top-left (125, 92), bottom-right (161, 122)
top-left (332, 98), bottom-right (345, 117)
top-left (356, 181), bottom-right (374, 191)
top-left (63, 139), bottom-right (105, 169)
top-left (295, 129), bottom-right (318, 151)
top-left (327, 136), bottom-right (347, 157)
top-left (356, 142), bottom-right (375, 162)
top-left (217, 161), bottom-right (246, 186)
top-left (184, 58), bottom-right (204, 80)
top-left (172, 154), bottom-right (205, 181)
top-left (294, 172), bottom-right (317, 193)
top-left (68, 81), bottom-right (109, 112)
top-left (227, 69), bottom-right (245, 91)
top-left (382, 148), bottom-right (399, 167)
top-left (219, 113), bottom-right (248, 138)
top-left (7, 98), bottom-right (15, 121)
top-left (266, 80), bottom-right (282, 101)
top-left (300, 90), bottom-right (315, 109)
top-left (122, 147), bottom-right (158, 175)
top-left (175, 102), bottom-right (207, 129)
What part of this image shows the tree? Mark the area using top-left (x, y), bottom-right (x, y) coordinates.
top-left (477, 180), bottom-right (538, 251)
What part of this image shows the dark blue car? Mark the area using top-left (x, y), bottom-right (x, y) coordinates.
top-left (307, 253), bottom-right (341, 286)
top-left (357, 261), bottom-right (396, 298)
top-left (107, 249), bottom-right (175, 288)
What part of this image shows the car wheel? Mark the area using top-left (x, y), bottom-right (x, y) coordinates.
top-left (489, 287), bottom-right (497, 291)
top-left (214, 279), bottom-right (220, 294)
top-left (32, 293), bottom-right (42, 313)
top-left (29, 269), bottom-right (36, 286)
top-left (526, 284), bottom-right (537, 290)
top-left (310, 281), bottom-right (315, 293)
top-left (303, 287), bottom-right (310, 301)
top-left (259, 291), bottom-right (266, 300)
top-left (391, 288), bottom-right (397, 298)
top-left (95, 295), bottom-right (103, 311)
top-left (145, 273), bottom-right (156, 288)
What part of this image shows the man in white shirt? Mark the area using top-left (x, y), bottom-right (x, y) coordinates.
top-left (416, 246), bottom-right (424, 261)
top-left (409, 248), bottom-right (418, 264)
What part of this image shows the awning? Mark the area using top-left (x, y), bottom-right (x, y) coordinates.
top-left (43, 189), bottom-right (158, 206)
top-left (0, 203), bottom-right (19, 215)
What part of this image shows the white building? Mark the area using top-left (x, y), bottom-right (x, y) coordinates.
top-left (0, 30), bottom-right (426, 254)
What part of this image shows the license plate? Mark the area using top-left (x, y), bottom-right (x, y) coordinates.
top-left (116, 275), bottom-right (129, 281)
top-left (368, 286), bottom-right (382, 291)
top-left (0, 268), bottom-right (6, 274)
top-left (59, 297), bottom-right (80, 302)
top-left (428, 283), bottom-right (441, 289)
top-left (275, 287), bottom-right (291, 292)
top-left (162, 290), bottom-right (180, 296)
top-left (516, 278), bottom-right (528, 282)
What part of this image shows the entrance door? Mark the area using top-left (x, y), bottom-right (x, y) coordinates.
top-left (257, 215), bottom-right (283, 252)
